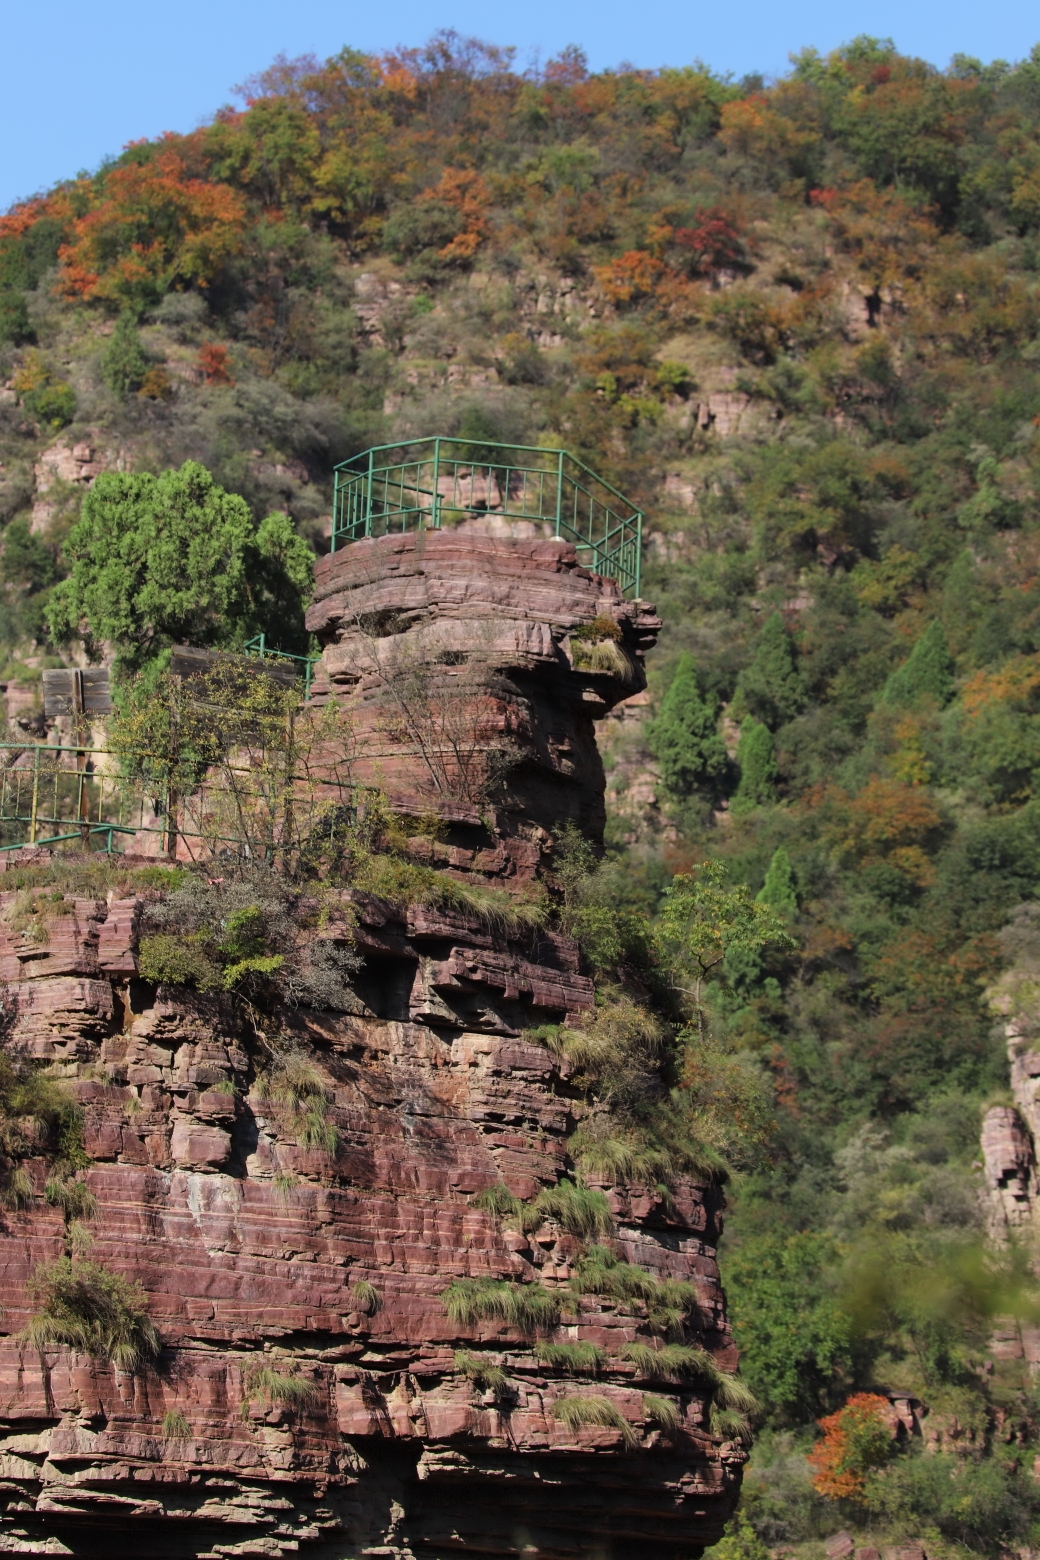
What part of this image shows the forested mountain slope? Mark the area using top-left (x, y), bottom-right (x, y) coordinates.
top-left (5, 30), bottom-right (1040, 1558)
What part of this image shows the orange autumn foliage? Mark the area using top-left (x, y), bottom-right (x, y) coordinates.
top-left (420, 168), bottom-right (492, 261)
top-left (808, 1394), bottom-right (894, 1501)
top-left (961, 654), bottom-right (1040, 717)
top-left (56, 150), bottom-right (247, 307)
top-left (197, 343), bottom-right (234, 386)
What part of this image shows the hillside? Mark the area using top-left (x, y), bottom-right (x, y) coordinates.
top-left (4, 28), bottom-right (1040, 1560)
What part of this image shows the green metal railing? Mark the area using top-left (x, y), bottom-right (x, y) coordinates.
top-left (243, 634), bottom-right (320, 698)
top-left (0, 743), bottom-right (355, 860)
top-left (332, 437), bottom-right (643, 598)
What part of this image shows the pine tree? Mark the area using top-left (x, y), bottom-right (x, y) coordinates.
top-left (101, 313), bottom-right (149, 399)
top-left (757, 847), bottom-right (798, 917)
top-left (731, 719), bottom-right (777, 813)
top-left (737, 612), bottom-right (805, 729)
top-left (648, 652), bottom-right (728, 797)
top-left (879, 619), bottom-right (955, 709)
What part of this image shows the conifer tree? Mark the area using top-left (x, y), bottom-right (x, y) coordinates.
top-left (731, 719), bottom-right (777, 813)
top-left (757, 847), bottom-right (798, 918)
top-left (648, 652), bottom-right (728, 797)
top-left (101, 313), bottom-right (149, 398)
top-left (879, 619), bottom-right (955, 709)
top-left (737, 612), bottom-right (805, 729)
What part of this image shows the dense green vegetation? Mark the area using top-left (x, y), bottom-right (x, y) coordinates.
top-left (6, 25), bottom-right (1040, 1557)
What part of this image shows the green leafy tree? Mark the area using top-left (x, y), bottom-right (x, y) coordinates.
top-left (101, 313), bottom-right (149, 398)
top-left (879, 619), bottom-right (955, 709)
top-left (736, 613), bottom-right (805, 730)
top-left (757, 847), bottom-right (798, 917)
top-left (724, 1230), bottom-right (854, 1423)
top-left (648, 653), bottom-right (728, 797)
top-left (731, 719), bottom-right (777, 812)
top-left (47, 460), bottom-right (314, 675)
top-left (656, 858), bottom-right (796, 1036)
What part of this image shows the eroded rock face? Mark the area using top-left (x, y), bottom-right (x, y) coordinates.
top-left (306, 525), bottom-right (661, 882)
top-left (0, 886), bottom-right (744, 1558)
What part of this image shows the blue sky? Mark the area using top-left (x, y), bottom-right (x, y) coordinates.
top-left (2, 0), bottom-right (1037, 212)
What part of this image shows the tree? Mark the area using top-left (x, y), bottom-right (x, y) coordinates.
top-left (807, 1394), bottom-right (895, 1502)
top-left (648, 653), bottom-right (728, 797)
top-left (47, 461), bottom-right (313, 675)
top-left (731, 719), bottom-right (777, 812)
top-left (757, 847), bottom-right (798, 917)
top-left (656, 858), bottom-right (796, 1036)
top-left (736, 613), bottom-right (805, 729)
top-left (879, 619), bottom-right (955, 709)
top-left (101, 313), bottom-right (149, 398)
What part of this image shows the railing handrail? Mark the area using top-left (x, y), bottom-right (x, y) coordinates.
top-left (334, 437), bottom-right (641, 513)
top-left (331, 436), bottom-right (643, 598)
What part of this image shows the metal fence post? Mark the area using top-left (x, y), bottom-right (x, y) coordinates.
top-left (555, 450), bottom-right (564, 538)
top-left (366, 448), bottom-right (375, 539)
top-left (29, 745), bottom-right (40, 844)
top-left (432, 437), bottom-right (441, 528)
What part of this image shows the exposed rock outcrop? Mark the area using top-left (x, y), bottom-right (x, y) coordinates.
top-left (0, 884), bottom-right (742, 1557)
top-left (306, 524), bottom-right (661, 882)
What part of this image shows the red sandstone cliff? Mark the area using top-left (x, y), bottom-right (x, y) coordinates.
top-left (306, 523), bottom-right (661, 883)
top-left (0, 535), bottom-right (745, 1559)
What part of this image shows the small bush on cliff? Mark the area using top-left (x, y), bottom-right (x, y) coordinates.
top-left (255, 1052), bottom-right (339, 1155)
top-left (0, 1048), bottom-right (86, 1212)
top-left (139, 869), bottom-right (362, 1012)
top-left (551, 1394), bottom-right (638, 1447)
top-left (162, 1409), bottom-right (192, 1439)
top-left (441, 1277), bottom-right (561, 1334)
top-left (23, 1254), bottom-right (160, 1370)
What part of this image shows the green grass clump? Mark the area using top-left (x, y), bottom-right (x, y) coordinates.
top-left (256, 1051), bottom-right (339, 1156)
top-left (709, 1403), bottom-right (754, 1444)
top-left (440, 1277), bottom-right (560, 1334)
top-left (642, 1394), bottom-right (680, 1430)
top-left (572, 1246), bottom-right (698, 1335)
top-left (536, 1341), bottom-right (605, 1374)
top-left (620, 1342), bottom-right (717, 1382)
top-left (44, 1175), bottom-right (97, 1221)
top-left (1, 1166), bottom-right (34, 1210)
top-left (243, 1361), bottom-right (320, 1414)
top-left (348, 1280), bottom-right (381, 1315)
top-left (162, 1409), bottom-right (192, 1439)
top-left (551, 1394), bottom-right (638, 1448)
top-left (23, 1256), bottom-right (160, 1371)
top-left (471, 1178), bottom-right (613, 1239)
top-left (453, 1350), bottom-right (512, 1399)
top-left (353, 852), bottom-right (545, 934)
top-left (533, 1180), bottom-right (614, 1238)
top-left (469, 1183), bottom-right (541, 1231)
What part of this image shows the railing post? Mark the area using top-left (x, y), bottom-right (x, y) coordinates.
top-left (635, 512), bottom-right (642, 599)
top-left (555, 450), bottom-right (564, 539)
top-left (331, 471), bottom-right (339, 553)
top-left (366, 447), bottom-right (375, 539)
top-left (432, 437), bottom-right (441, 529)
top-left (29, 744), bottom-right (39, 845)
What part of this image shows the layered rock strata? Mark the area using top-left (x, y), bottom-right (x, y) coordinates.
top-left (305, 523), bottom-right (662, 883)
top-left (0, 885), bottom-right (744, 1558)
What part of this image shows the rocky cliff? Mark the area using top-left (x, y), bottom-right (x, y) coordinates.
top-left (0, 535), bottom-right (744, 1559)
top-left (0, 887), bottom-right (743, 1558)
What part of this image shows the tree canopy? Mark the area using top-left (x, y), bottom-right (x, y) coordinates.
top-left (47, 461), bottom-right (313, 675)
